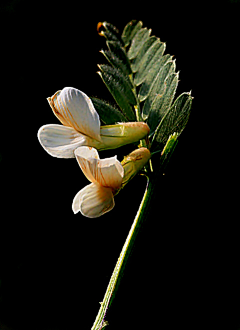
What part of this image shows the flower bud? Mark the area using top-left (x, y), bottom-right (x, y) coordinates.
top-left (120, 147), bottom-right (151, 187)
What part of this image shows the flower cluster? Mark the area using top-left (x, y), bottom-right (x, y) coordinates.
top-left (38, 87), bottom-right (151, 217)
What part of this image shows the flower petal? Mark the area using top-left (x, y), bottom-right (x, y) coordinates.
top-left (38, 124), bottom-right (89, 158)
top-left (47, 87), bottom-right (101, 141)
top-left (74, 146), bottom-right (99, 183)
top-left (72, 183), bottom-right (114, 218)
top-left (95, 156), bottom-right (124, 190)
top-left (74, 146), bottom-right (124, 189)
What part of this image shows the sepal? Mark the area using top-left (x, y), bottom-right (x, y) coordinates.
top-left (120, 147), bottom-right (151, 188)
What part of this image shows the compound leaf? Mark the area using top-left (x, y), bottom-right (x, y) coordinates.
top-left (97, 20), bottom-right (192, 152)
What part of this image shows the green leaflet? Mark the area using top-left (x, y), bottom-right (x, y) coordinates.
top-left (131, 36), bottom-right (158, 73)
top-left (138, 54), bottom-right (172, 102)
top-left (101, 48), bottom-right (131, 78)
top-left (106, 41), bottom-right (132, 76)
top-left (127, 28), bottom-right (151, 60)
top-left (98, 64), bottom-right (136, 121)
top-left (98, 64), bottom-right (136, 105)
top-left (91, 97), bottom-right (127, 124)
top-left (134, 41), bottom-right (166, 86)
top-left (147, 72), bottom-right (179, 135)
top-left (141, 61), bottom-right (177, 120)
top-left (121, 20), bottom-right (143, 47)
top-left (151, 92), bottom-right (193, 152)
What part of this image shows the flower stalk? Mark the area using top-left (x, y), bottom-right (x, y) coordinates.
top-left (91, 175), bottom-right (157, 330)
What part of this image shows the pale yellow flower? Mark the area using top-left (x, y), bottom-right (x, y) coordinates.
top-left (72, 146), bottom-right (151, 218)
top-left (72, 146), bottom-right (124, 218)
top-left (38, 87), bottom-right (150, 158)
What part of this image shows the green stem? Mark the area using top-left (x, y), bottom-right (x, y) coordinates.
top-left (129, 72), bottom-right (142, 122)
top-left (131, 77), bottom-right (147, 150)
top-left (91, 176), bottom-right (156, 330)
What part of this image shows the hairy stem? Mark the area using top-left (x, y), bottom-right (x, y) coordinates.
top-left (91, 176), bottom-right (156, 330)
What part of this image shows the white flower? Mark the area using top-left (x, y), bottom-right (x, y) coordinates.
top-left (72, 146), bottom-right (124, 218)
top-left (38, 87), bottom-right (150, 158)
top-left (72, 146), bottom-right (151, 218)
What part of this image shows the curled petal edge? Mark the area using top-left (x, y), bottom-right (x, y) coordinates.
top-left (72, 183), bottom-right (115, 218)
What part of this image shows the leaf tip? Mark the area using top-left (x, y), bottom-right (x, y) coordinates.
top-left (97, 64), bottom-right (103, 71)
top-left (188, 90), bottom-right (193, 98)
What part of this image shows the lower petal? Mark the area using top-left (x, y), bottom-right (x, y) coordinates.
top-left (72, 183), bottom-right (114, 218)
top-left (38, 124), bottom-right (88, 158)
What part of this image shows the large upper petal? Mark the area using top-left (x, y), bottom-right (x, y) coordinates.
top-left (38, 124), bottom-right (89, 158)
top-left (47, 87), bottom-right (101, 141)
top-left (72, 183), bottom-right (114, 218)
top-left (74, 146), bottom-right (124, 190)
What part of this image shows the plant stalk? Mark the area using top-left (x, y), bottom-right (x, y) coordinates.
top-left (91, 176), bottom-right (156, 330)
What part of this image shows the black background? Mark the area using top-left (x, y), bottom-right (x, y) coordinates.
top-left (0, 1), bottom-right (239, 329)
